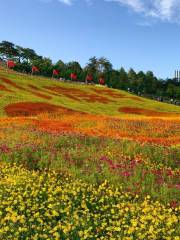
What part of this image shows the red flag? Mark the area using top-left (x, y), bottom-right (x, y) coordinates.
top-left (7, 60), bottom-right (15, 69)
top-left (70, 73), bottom-right (77, 80)
top-left (32, 66), bottom-right (39, 73)
top-left (86, 74), bottom-right (93, 82)
top-left (99, 78), bottom-right (105, 85)
top-left (53, 69), bottom-right (59, 75)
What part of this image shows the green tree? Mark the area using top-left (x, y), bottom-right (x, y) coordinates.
top-left (0, 41), bottom-right (18, 59)
top-left (98, 57), bottom-right (112, 73)
top-left (85, 57), bottom-right (112, 83)
top-left (32, 57), bottom-right (53, 76)
top-left (118, 67), bottom-right (128, 90)
top-left (145, 71), bottom-right (158, 94)
top-left (137, 71), bottom-right (146, 93)
top-left (175, 86), bottom-right (180, 98)
top-left (15, 45), bottom-right (24, 63)
top-left (128, 68), bottom-right (137, 91)
top-left (14, 61), bottom-right (31, 73)
top-left (66, 61), bottom-right (82, 73)
top-left (85, 56), bottom-right (98, 74)
top-left (66, 61), bottom-right (82, 80)
top-left (55, 60), bottom-right (65, 70)
top-left (22, 48), bottom-right (38, 63)
top-left (166, 83), bottom-right (176, 97)
top-left (108, 70), bottom-right (120, 88)
top-left (54, 60), bottom-right (66, 78)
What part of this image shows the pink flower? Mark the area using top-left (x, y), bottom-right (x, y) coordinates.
top-left (175, 184), bottom-right (180, 189)
top-left (0, 144), bottom-right (10, 153)
top-left (170, 200), bottom-right (178, 208)
top-left (121, 171), bottom-right (131, 177)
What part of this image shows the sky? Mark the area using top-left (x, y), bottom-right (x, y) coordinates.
top-left (0, 0), bottom-right (180, 79)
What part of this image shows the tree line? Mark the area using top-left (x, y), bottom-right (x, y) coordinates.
top-left (0, 40), bottom-right (180, 100)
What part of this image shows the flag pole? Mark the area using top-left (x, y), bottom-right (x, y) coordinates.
top-left (6, 60), bottom-right (8, 73)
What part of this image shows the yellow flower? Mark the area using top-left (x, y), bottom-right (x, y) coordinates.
top-left (52, 210), bottom-right (59, 217)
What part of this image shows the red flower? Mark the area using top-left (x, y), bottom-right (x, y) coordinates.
top-left (170, 200), bottom-right (178, 208)
top-left (121, 171), bottom-right (131, 177)
top-left (0, 144), bottom-right (10, 153)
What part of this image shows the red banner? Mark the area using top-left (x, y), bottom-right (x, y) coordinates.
top-left (53, 69), bottom-right (59, 75)
top-left (70, 73), bottom-right (77, 80)
top-left (86, 74), bottom-right (93, 81)
top-left (32, 66), bottom-right (39, 73)
top-left (99, 78), bottom-right (105, 85)
top-left (7, 60), bottom-right (15, 69)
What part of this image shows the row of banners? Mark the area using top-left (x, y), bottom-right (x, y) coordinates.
top-left (6, 60), bottom-right (105, 85)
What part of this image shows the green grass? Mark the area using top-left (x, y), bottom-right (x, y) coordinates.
top-left (0, 68), bottom-right (180, 117)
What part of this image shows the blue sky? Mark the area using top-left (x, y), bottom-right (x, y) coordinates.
top-left (0, 0), bottom-right (180, 78)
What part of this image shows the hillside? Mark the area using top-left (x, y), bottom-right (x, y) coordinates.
top-left (0, 68), bottom-right (180, 239)
top-left (0, 67), bottom-right (180, 118)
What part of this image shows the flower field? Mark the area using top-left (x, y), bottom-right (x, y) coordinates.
top-left (0, 163), bottom-right (179, 240)
top-left (0, 68), bottom-right (180, 239)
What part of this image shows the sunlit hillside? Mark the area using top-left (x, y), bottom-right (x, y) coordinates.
top-left (0, 67), bottom-right (180, 117)
top-left (0, 67), bottom-right (180, 239)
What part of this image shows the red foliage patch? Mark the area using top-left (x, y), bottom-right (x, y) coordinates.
top-left (119, 107), bottom-right (178, 117)
top-left (35, 120), bottom-right (74, 134)
top-left (27, 85), bottom-right (52, 99)
top-left (1, 77), bottom-right (53, 99)
top-left (45, 85), bottom-right (114, 103)
top-left (28, 84), bottom-right (40, 90)
top-left (92, 88), bottom-right (125, 98)
top-left (44, 86), bottom-right (84, 101)
top-left (0, 84), bottom-right (13, 92)
top-left (29, 91), bottom-right (52, 100)
top-left (0, 77), bottom-right (26, 90)
top-left (5, 102), bottom-right (85, 117)
top-left (79, 92), bottom-right (115, 103)
top-left (5, 102), bottom-right (61, 117)
top-left (43, 89), bottom-right (64, 97)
